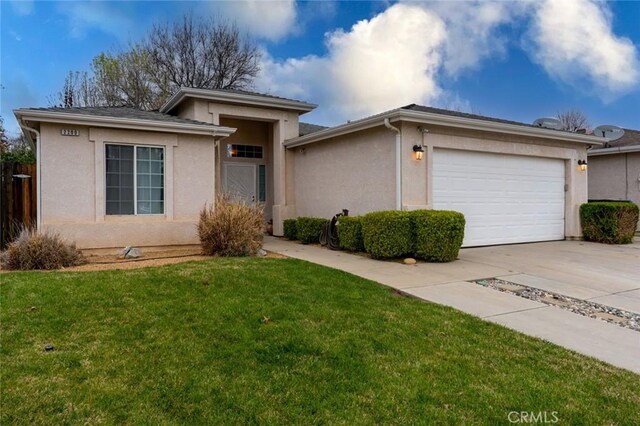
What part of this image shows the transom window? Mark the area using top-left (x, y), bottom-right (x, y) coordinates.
top-left (227, 144), bottom-right (263, 159)
top-left (106, 144), bottom-right (164, 215)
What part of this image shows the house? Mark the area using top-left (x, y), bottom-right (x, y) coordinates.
top-left (14, 88), bottom-right (603, 249)
top-left (587, 128), bottom-right (640, 222)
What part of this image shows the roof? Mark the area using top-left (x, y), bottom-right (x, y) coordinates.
top-left (160, 87), bottom-right (317, 114)
top-left (18, 106), bottom-right (216, 126)
top-left (299, 122), bottom-right (328, 137)
top-left (402, 104), bottom-right (555, 131)
top-left (14, 106), bottom-right (236, 137)
top-left (589, 128), bottom-right (640, 156)
top-left (285, 105), bottom-right (603, 148)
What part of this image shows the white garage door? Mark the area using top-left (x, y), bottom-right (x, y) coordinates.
top-left (433, 149), bottom-right (565, 247)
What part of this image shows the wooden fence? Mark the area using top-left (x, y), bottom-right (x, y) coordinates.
top-left (1, 162), bottom-right (37, 249)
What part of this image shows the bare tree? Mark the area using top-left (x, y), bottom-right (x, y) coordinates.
top-left (50, 15), bottom-right (261, 110)
top-left (146, 16), bottom-right (261, 94)
top-left (92, 45), bottom-right (170, 110)
top-left (48, 71), bottom-right (102, 108)
top-left (556, 109), bottom-right (591, 132)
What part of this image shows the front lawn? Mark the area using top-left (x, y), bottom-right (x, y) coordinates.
top-left (1, 258), bottom-right (638, 424)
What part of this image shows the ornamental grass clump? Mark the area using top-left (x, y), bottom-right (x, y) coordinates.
top-left (0, 227), bottom-right (85, 270)
top-left (198, 194), bottom-right (265, 256)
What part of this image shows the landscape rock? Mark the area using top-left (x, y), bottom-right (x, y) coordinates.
top-left (256, 249), bottom-right (267, 257)
top-left (403, 258), bottom-right (417, 265)
top-left (122, 247), bottom-right (142, 259)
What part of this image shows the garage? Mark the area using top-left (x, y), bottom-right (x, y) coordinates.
top-left (432, 149), bottom-right (566, 247)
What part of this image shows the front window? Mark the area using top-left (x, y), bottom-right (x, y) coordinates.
top-left (106, 144), bottom-right (164, 215)
top-left (227, 143), bottom-right (263, 159)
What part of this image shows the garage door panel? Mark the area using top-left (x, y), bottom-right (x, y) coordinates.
top-left (433, 149), bottom-right (565, 247)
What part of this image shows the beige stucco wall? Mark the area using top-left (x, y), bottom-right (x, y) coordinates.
top-left (405, 123), bottom-right (589, 239)
top-left (182, 99), bottom-right (302, 234)
top-left (292, 126), bottom-right (396, 218)
top-left (589, 152), bottom-right (640, 231)
top-left (588, 153), bottom-right (640, 206)
top-left (292, 121), bottom-right (590, 239)
top-left (39, 123), bottom-right (216, 249)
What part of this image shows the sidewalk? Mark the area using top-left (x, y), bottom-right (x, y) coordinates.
top-left (263, 236), bottom-right (640, 374)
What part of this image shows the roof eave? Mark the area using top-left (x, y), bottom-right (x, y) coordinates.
top-left (160, 87), bottom-right (317, 114)
top-left (14, 109), bottom-right (236, 137)
top-left (588, 145), bottom-right (640, 156)
top-left (285, 110), bottom-right (603, 148)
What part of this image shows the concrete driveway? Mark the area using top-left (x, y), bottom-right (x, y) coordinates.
top-left (263, 237), bottom-right (640, 374)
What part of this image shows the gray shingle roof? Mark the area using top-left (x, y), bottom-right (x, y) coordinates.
top-left (299, 122), bottom-right (328, 137)
top-left (210, 88), bottom-right (312, 105)
top-left (402, 104), bottom-right (573, 132)
top-left (20, 106), bottom-right (218, 127)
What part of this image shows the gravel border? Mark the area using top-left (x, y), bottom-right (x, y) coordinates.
top-left (474, 278), bottom-right (639, 332)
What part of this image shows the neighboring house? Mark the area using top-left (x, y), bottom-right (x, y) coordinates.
top-left (587, 128), bottom-right (640, 216)
top-left (14, 88), bottom-right (602, 249)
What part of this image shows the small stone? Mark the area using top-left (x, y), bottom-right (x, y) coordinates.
top-left (44, 344), bottom-right (54, 352)
top-left (403, 258), bottom-right (417, 265)
top-left (29, 306), bottom-right (37, 312)
top-left (124, 248), bottom-right (142, 259)
top-left (256, 249), bottom-right (267, 257)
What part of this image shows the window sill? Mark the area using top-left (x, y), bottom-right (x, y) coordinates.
top-left (104, 215), bottom-right (167, 223)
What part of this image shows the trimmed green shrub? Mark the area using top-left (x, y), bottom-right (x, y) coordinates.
top-left (283, 219), bottom-right (298, 240)
top-left (337, 216), bottom-right (364, 252)
top-left (296, 217), bottom-right (329, 244)
top-left (412, 210), bottom-right (465, 262)
top-left (362, 211), bottom-right (413, 259)
top-left (580, 202), bottom-right (639, 244)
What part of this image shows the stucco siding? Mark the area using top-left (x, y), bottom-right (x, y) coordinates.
top-left (173, 135), bottom-right (216, 220)
top-left (588, 155), bottom-right (628, 201)
top-left (589, 152), bottom-right (640, 206)
top-left (293, 126), bottom-right (396, 218)
top-left (39, 124), bottom-right (216, 249)
top-left (292, 121), bottom-right (589, 240)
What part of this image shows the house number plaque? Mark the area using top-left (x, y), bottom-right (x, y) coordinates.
top-left (61, 129), bottom-right (80, 136)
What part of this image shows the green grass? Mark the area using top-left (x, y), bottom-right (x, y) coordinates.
top-left (1, 258), bottom-right (639, 425)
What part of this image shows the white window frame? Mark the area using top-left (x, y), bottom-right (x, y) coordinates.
top-left (105, 143), bottom-right (166, 216)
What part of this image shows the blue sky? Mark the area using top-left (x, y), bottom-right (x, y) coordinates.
top-left (1, 0), bottom-right (639, 136)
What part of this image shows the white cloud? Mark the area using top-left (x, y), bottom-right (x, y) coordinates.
top-left (419, 0), bottom-right (524, 75)
top-left (215, 0), bottom-right (298, 41)
top-left (57, 1), bottom-right (134, 41)
top-left (527, 0), bottom-right (639, 97)
top-left (257, 4), bottom-right (447, 124)
top-left (257, 1), bottom-right (639, 125)
top-left (9, 0), bottom-right (34, 16)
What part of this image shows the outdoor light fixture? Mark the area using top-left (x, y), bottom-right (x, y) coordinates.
top-left (413, 145), bottom-right (425, 160)
top-left (578, 159), bottom-right (588, 171)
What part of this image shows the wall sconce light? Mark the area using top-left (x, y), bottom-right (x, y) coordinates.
top-left (413, 145), bottom-right (425, 161)
top-left (578, 159), bottom-right (587, 171)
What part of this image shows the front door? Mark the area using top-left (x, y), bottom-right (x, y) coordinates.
top-left (223, 163), bottom-right (257, 204)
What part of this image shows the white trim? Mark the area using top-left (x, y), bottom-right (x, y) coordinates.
top-left (285, 109), bottom-right (604, 148)
top-left (161, 87), bottom-right (317, 114)
top-left (14, 109), bottom-right (236, 137)
top-left (588, 145), bottom-right (640, 156)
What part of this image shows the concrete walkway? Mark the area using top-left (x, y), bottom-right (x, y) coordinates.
top-left (263, 236), bottom-right (640, 374)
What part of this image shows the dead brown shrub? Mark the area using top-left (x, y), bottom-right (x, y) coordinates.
top-left (0, 227), bottom-right (85, 270)
top-left (198, 194), bottom-right (264, 257)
